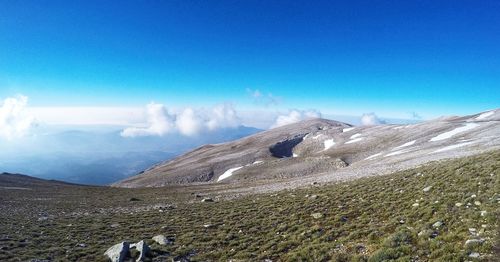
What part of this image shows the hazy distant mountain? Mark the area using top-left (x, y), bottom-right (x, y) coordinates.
top-left (0, 125), bottom-right (262, 185)
top-left (115, 109), bottom-right (500, 188)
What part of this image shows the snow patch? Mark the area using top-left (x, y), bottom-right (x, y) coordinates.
top-left (312, 134), bottom-right (322, 139)
top-left (432, 142), bottom-right (474, 153)
top-left (350, 133), bottom-right (362, 139)
top-left (430, 123), bottom-right (479, 142)
top-left (346, 137), bottom-right (364, 144)
top-left (385, 150), bottom-right (406, 157)
top-left (293, 153), bottom-right (298, 157)
top-left (393, 140), bottom-right (416, 150)
top-left (365, 152), bottom-right (382, 160)
top-left (323, 139), bottom-right (335, 150)
top-left (342, 127), bottom-right (355, 132)
top-left (476, 111), bottom-right (494, 120)
top-left (218, 161), bottom-right (265, 181)
top-left (218, 166), bottom-right (244, 181)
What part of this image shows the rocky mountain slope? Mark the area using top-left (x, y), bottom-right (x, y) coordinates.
top-left (114, 109), bottom-right (500, 188)
top-left (0, 172), bottom-right (82, 189)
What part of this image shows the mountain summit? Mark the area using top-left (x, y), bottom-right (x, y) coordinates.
top-left (114, 109), bottom-right (500, 188)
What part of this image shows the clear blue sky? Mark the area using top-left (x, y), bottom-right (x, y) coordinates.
top-left (0, 0), bottom-right (499, 117)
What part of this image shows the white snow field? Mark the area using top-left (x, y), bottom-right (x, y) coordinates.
top-left (393, 140), bottom-right (416, 150)
top-left (218, 166), bottom-right (244, 181)
top-left (342, 127), bottom-right (355, 132)
top-left (476, 111), bottom-right (494, 120)
top-left (432, 142), bottom-right (475, 153)
top-left (323, 139), bottom-right (335, 150)
top-left (430, 123), bottom-right (479, 142)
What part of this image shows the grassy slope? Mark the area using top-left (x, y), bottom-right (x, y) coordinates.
top-left (0, 151), bottom-right (498, 261)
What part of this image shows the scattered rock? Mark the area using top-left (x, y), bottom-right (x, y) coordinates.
top-left (311, 213), bottom-right (323, 219)
top-left (152, 235), bottom-right (173, 245)
top-left (133, 240), bottom-right (149, 262)
top-left (455, 202), bottom-right (463, 207)
top-left (128, 197), bottom-right (141, 202)
top-left (480, 210), bottom-right (487, 216)
top-left (104, 242), bottom-right (129, 262)
top-left (432, 221), bottom-right (443, 228)
top-left (110, 223), bottom-right (120, 228)
top-left (423, 186), bottom-right (432, 192)
top-left (309, 195), bottom-right (318, 200)
top-left (474, 201), bottom-right (481, 206)
top-left (77, 243), bottom-right (86, 248)
top-left (203, 224), bottom-right (214, 228)
top-left (468, 252), bottom-right (480, 258)
top-left (465, 238), bottom-right (485, 246)
top-left (201, 198), bottom-right (214, 202)
top-left (412, 203), bottom-right (419, 207)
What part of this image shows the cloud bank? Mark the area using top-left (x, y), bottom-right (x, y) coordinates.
top-left (361, 113), bottom-right (386, 126)
top-left (0, 95), bottom-right (36, 140)
top-left (271, 109), bottom-right (321, 128)
top-left (121, 103), bottom-right (241, 137)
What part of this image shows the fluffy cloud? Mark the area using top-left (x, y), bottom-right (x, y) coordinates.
top-left (0, 95), bottom-right (36, 140)
top-left (361, 113), bottom-right (386, 126)
top-left (271, 109), bottom-right (321, 128)
top-left (206, 103), bottom-right (240, 130)
top-left (121, 103), bottom-right (241, 137)
top-left (120, 103), bottom-right (175, 137)
top-left (176, 107), bottom-right (204, 136)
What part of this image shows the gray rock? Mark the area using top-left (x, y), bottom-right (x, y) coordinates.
top-left (152, 234), bottom-right (173, 245)
top-left (432, 221), bottom-right (443, 228)
top-left (311, 213), bottom-right (323, 219)
top-left (104, 242), bottom-right (129, 262)
top-left (465, 238), bottom-right (485, 246)
top-left (468, 252), bottom-right (480, 258)
top-left (423, 186), bottom-right (432, 192)
top-left (201, 198), bottom-right (213, 202)
top-left (133, 240), bottom-right (149, 262)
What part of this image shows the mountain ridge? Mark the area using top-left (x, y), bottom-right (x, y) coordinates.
top-left (115, 109), bottom-right (500, 188)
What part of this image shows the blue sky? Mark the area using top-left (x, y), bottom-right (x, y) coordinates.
top-left (0, 0), bottom-right (499, 119)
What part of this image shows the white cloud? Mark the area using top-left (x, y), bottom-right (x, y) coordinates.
top-left (28, 107), bottom-right (144, 126)
top-left (176, 107), bottom-right (204, 136)
top-left (0, 95), bottom-right (36, 140)
top-left (121, 103), bottom-right (175, 137)
top-left (206, 103), bottom-right (240, 130)
top-left (121, 103), bottom-right (242, 137)
top-left (361, 113), bottom-right (386, 126)
top-left (271, 109), bottom-right (321, 128)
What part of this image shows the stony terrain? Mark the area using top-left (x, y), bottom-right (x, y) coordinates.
top-left (0, 151), bottom-right (499, 261)
top-left (115, 109), bottom-right (500, 189)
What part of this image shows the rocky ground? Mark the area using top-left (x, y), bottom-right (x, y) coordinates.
top-left (0, 151), bottom-right (498, 261)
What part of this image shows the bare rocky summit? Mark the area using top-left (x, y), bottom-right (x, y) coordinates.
top-left (114, 109), bottom-right (500, 189)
